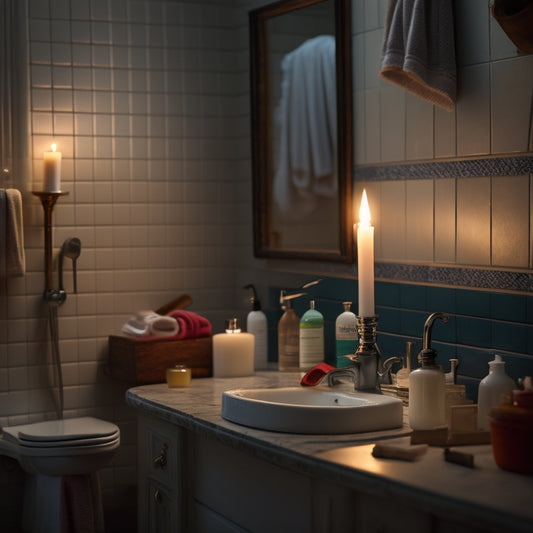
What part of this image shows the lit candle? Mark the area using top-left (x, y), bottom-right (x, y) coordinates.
top-left (43, 143), bottom-right (62, 192)
top-left (356, 189), bottom-right (375, 317)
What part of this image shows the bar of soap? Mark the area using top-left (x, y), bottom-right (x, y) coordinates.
top-left (372, 442), bottom-right (428, 462)
top-left (444, 448), bottom-right (475, 468)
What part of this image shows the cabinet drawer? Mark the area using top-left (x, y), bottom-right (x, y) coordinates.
top-left (142, 416), bottom-right (181, 487)
top-left (146, 478), bottom-right (178, 533)
top-left (192, 433), bottom-right (312, 533)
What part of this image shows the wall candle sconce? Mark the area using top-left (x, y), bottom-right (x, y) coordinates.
top-left (32, 189), bottom-right (69, 419)
top-left (32, 191), bottom-right (68, 299)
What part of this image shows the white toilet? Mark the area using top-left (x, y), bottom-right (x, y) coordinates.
top-left (0, 416), bottom-right (120, 533)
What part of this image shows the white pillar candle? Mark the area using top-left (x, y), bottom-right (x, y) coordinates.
top-left (43, 143), bottom-right (62, 192)
top-left (356, 189), bottom-right (375, 317)
top-left (213, 319), bottom-right (255, 377)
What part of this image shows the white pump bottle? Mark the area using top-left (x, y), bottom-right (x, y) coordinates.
top-left (244, 284), bottom-right (268, 371)
top-left (408, 313), bottom-right (449, 430)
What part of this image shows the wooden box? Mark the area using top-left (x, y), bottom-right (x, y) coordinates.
top-left (106, 335), bottom-right (212, 385)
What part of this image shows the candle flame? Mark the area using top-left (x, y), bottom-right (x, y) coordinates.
top-left (51, 143), bottom-right (57, 152)
top-left (359, 189), bottom-right (371, 226)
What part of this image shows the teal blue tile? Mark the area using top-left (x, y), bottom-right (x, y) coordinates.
top-left (456, 316), bottom-right (492, 347)
top-left (400, 310), bottom-right (427, 337)
top-left (456, 289), bottom-right (491, 318)
top-left (527, 325), bottom-right (533, 355)
top-left (316, 278), bottom-right (355, 301)
top-left (377, 308), bottom-right (402, 334)
top-left (490, 293), bottom-right (527, 322)
top-left (456, 347), bottom-right (494, 379)
top-left (527, 295), bottom-right (533, 323)
top-left (434, 343), bottom-right (458, 371)
top-left (375, 282), bottom-right (401, 307)
top-left (502, 353), bottom-right (533, 383)
top-left (427, 286), bottom-right (456, 314)
top-left (492, 321), bottom-right (528, 353)
top-left (400, 284), bottom-right (427, 311)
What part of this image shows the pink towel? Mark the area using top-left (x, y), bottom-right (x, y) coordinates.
top-left (168, 310), bottom-right (212, 339)
top-left (60, 475), bottom-right (96, 533)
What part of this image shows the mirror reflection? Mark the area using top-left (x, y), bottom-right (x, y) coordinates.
top-left (250, 0), bottom-right (352, 262)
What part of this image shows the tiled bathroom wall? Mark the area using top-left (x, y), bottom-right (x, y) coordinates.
top-left (1, 0), bottom-right (257, 529)
top-left (352, 0), bottom-right (533, 270)
top-left (0, 0), bottom-right (532, 530)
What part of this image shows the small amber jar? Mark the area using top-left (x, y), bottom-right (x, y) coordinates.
top-left (166, 365), bottom-right (191, 388)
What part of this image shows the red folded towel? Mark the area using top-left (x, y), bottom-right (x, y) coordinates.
top-left (168, 310), bottom-right (212, 339)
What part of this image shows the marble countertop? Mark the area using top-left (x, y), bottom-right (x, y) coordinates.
top-left (126, 371), bottom-right (533, 533)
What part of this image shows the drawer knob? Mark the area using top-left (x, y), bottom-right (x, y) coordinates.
top-left (154, 489), bottom-right (163, 504)
top-left (153, 443), bottom-right (168, 469)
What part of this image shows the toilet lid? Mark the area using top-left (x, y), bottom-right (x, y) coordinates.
top-left (1, 417), bottom-right (119, 448)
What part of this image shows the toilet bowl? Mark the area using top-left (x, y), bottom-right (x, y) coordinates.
top-left (0, 416), bottom-right (120, 533)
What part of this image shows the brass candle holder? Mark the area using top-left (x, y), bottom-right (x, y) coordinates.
top-left (32, 191), bottom-right (68, 301)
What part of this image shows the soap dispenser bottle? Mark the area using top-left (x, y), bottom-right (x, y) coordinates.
top-left (278, 291), bottom-right (303, 371)
top-left (335, 301), bottom-right (358, 368)
top-left (477, 354), bottom-right (516, 431)
top-left (244, 284), bottom-right (268, 371)
top-left (408, 312), bottom-right (449, 430)
top-left (299, 300), bottom-right (324, 371)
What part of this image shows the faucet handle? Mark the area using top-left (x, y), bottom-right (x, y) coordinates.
top-left (379, 356), bottom-right (403, 385)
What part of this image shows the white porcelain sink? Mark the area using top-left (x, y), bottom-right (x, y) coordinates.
top-left (221, 386), bottom-right (403, 434)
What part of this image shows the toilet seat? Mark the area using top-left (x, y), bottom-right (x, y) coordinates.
top-left (2, 417), bottom-right (119, 446)
top-left (0, 417), bottom-right (120, 474)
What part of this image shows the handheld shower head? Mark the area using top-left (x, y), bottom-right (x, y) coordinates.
top-left (59, 237), bottom-right (81, 292)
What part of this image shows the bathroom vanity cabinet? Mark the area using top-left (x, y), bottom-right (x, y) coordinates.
top-left (128, 372), bottom-right (533, 533)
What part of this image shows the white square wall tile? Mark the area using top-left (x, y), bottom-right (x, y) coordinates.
top-left (455, 0), bottom-right (490, 66)
top-left (405, 93), bottom-right (434, 160)
top-left (456, 64), bottom-right (490, 156)
top-left (379, 181), bottom-right (405, 261)
top-left (434, 178), bottom-right (456, 264)
top-left (492, 175), bottom-right (530, 268)
top-left (434, 105), bottom-right (456, 158)
top-left (406, 180), bottom-right (434, 262)
top-left (457, 177), bottom-right (491, 266)
top-left (491, 56), bottom-right (533, 154)
top-left (380, 85), bottom-right (405, 162)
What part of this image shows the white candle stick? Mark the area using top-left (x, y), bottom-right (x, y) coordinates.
top-left (43, 143), bottom-right (62, 192)
top-left (356, 189), bottom-right (375, 317)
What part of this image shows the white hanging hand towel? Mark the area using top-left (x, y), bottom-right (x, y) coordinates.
top-left (379, 0), bottom-right (457, 111)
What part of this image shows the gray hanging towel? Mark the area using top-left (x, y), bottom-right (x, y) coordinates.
top-left (1, 188), bottom-right (25, 277)
top-left (379, 0), bottom-right (457, 111)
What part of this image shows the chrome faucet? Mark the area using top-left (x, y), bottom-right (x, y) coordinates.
top-left (323, 353), bottom-right (401, 393)
top-left (320, 316), bottom-right (401, 393)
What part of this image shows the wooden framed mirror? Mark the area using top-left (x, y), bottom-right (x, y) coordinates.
top-left (250, 0), bottom-right (353, 262)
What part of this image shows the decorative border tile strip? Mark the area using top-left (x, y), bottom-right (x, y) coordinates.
top-left (375, 263), bottom-right (533, 293)
top-left (355, 155), bottom-right (533, 181)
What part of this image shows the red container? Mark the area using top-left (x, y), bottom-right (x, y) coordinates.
top-left (490, 400), bottom-right (533, 475)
